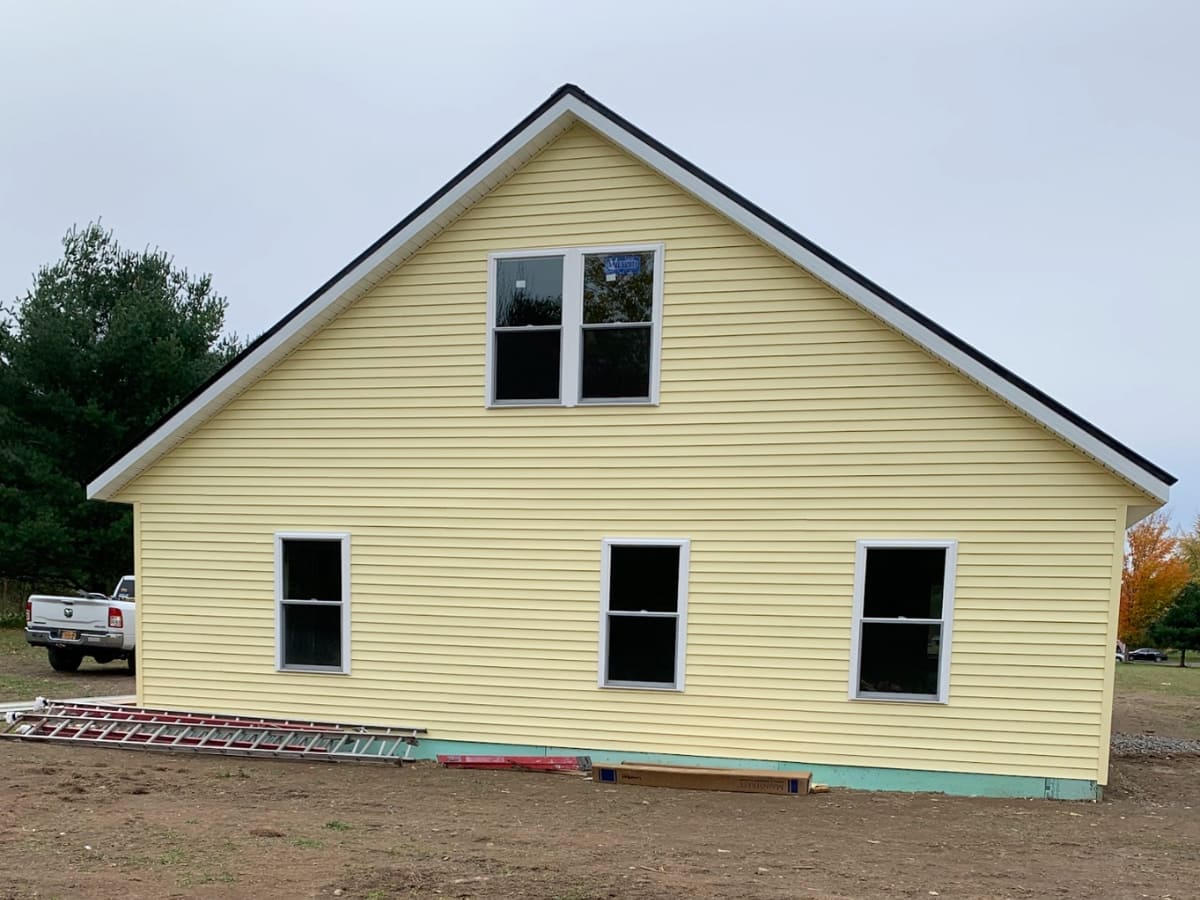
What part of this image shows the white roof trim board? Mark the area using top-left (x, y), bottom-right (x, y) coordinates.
top-left (88, 85), bottom-right (1174, 504)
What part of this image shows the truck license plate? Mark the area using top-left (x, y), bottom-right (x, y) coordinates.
top-left (60, 630), bottom-right (77, 641)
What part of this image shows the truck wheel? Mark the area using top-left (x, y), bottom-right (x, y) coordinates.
top-left (127, 652), bottom-right (136, 676)
top-left (47, 647), bottom-right (84, 673)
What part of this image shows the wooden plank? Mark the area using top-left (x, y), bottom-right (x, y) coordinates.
top-left (593, 763), bottom-right (811, 796)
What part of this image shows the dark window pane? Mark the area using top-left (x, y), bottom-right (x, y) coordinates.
top-left (607, 614), bottom-right (676, 683)
top-left (495, 329), bottom-right (560, 401)
top-left (862, 548), bottom-right (946, 619)
top-left (583, 252), bottom-right (653, 323)
top-left (609, 545), bottom-right (679, 612)
top-left (581, 325), bottom-right (650, 399)
top-left (283, 602), bottom-right (342, 668)
top-left (859, 623), bottom-right (941, 696)
top-left (497, 257), bottom-right (562, 326)
top-left (282, 540), bottom-right (342, 602)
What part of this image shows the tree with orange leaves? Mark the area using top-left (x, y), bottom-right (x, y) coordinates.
top-left (1119, 512), bottom-right (1192, 645)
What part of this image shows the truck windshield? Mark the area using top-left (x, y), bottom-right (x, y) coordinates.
top-left (115, 577), bottom-right (135, 600)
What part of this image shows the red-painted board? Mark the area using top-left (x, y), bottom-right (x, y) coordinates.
top-left (437, 755), bottom-right (591, 772)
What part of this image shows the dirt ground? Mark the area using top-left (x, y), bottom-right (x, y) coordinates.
top-left (2, 724), bottom-right (1198, 897)
top-left (0, 745), bottom-right (1195, 900)
top-left (1, 637), bottom-right (1197, 899)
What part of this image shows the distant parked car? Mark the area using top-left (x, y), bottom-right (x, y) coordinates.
top-left (1128, 648), bottom-right (1168, 662)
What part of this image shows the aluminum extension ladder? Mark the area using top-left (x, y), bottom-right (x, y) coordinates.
top-left (1, 700), bottom-right (426, 764)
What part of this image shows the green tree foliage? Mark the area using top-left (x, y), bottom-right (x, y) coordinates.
top-left (1178, 513), bottom-right (1200, 583)
top-left (0, 223), bottom-right (240, 590)
top-left (1149, 583), bottom-right (1200, 668)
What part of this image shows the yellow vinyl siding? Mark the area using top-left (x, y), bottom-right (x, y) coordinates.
top-left (117, 124), bottom-right (1146, 783)
top-left (131, 499), bottom-right (144, 700)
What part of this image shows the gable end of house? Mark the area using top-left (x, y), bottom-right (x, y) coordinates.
top-left (86, 84), bottom-right (1175, 505)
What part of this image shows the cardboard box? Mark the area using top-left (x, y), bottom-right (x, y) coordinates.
top-left (593, 763), bottom-right (811, 795)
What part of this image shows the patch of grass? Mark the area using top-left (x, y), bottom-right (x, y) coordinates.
top-left (0, 628), bottom-right (66, 701)
top-left (292, 838), bottom-right (323, 849)
top-left (157, 847), bottom-right (187, 866)
top-left (1117, 660), bottom-right (1200, 697)
top-left (1, 626), bottom-right (29, 648)
top-left (0, 624), bottom-right (133, 701)
top-left (179, 871), bottom-right (236, 886)
top-left (324, 820), bottom-right (352, 831)
top-left (0, 672), bottom-right (53, 700)
top-left (216, 768), bottom-right (251, 779)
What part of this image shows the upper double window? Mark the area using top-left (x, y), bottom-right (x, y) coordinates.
top-left (487, 244), bottom-right (664, 406)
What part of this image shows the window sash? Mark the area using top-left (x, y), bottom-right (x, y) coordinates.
top-left (848, 540), bottom-right (957, 704)
top-left (580, 321), bottom-right (652, 331)
top-left (493, 328), bottom-right (562, 402)
top-left (487, 244), bottom-right (664, 408)
top-left (280, 600), bottom-right (343, 670)
top-left (494, 256), bottom-right (564, 327)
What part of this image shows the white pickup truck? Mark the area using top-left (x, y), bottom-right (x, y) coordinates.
top-left (25, 576), bottom-right (137, 674)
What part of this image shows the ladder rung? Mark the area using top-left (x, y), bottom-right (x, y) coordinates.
top-left (95, 720), bottom-right (123, 741)
top-left (327, 734), bottom-right (353, 755)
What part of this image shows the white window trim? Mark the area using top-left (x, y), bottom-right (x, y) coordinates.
top-left (274, 531), bottom-right (351, 675)
top-left (485, 242), bottom-right (665, 408)
top-left (597, 537), bottom-right (690, 691)
top-left (847, 539), bottom-right (958, 704)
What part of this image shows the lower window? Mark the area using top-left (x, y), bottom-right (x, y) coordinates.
top-left (849, 541), bottom-right (957, 702)
top-left (599, 539), bottom-right (690, 690)
top-left (275, 532), bottom-right (350, 673)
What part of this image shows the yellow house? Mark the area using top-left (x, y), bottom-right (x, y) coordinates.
top-left (89, 85), bottom-right (1174, 799)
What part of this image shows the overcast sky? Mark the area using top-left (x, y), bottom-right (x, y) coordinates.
top-left (1, 1), bottom-right (1195, 526)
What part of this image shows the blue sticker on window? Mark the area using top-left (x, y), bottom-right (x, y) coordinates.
top-left (603, 255), bottom-right (641, 277)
